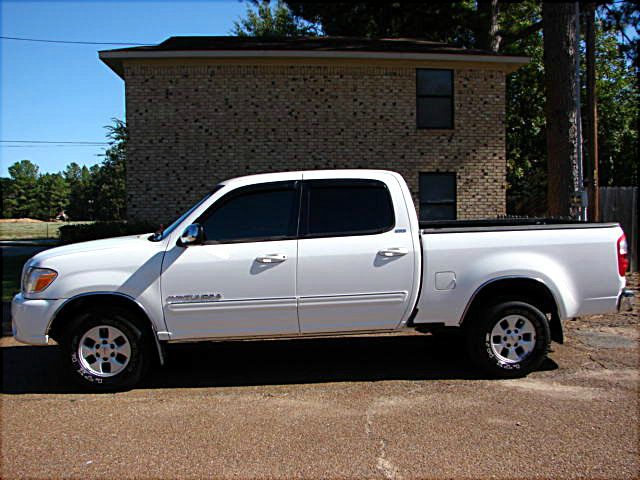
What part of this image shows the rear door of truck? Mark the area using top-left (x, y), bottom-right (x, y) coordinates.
top-left (296, 172), bottom-right (417, 333)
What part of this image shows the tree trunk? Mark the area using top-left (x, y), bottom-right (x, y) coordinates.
top-left (477, 0), bottom-right (501, 52)
top-left (542, 1), bottom-right (580, 217)
top-left (585, 2), bottom-right (599, 221)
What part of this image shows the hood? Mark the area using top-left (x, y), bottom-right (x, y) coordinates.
top-left (29, 234), bottom-right (154, 265)
top-left (22, 232), bottom-right (167, 301)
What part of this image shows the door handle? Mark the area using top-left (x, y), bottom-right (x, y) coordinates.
top-left (378, 247), bottom-right (409, 257)
top-left (256, 253), bottom-right (287, 264)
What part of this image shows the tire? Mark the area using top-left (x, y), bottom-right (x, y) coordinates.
top-left (466, 301), bottom-right (551, 378)
top-left (61, 307), bottom-right (151, 391)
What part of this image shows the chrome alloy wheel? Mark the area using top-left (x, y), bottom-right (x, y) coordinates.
top-left (78, 325), bottom-right (131, 377)
top-left (490, 314), bottom-right (536, 363)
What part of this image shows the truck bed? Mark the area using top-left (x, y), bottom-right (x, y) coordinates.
top-left (414, 221), bottom-right (624, 327)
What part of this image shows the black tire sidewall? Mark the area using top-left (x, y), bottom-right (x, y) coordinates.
top-left (468, 301), bottom-right (551, 378)
top-left (63, 308), bottom-right (148, 391)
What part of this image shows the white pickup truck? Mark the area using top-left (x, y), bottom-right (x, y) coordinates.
top-left (12, 170), bottom-right (632, 390)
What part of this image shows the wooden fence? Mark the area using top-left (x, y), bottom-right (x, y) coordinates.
top-left (600, 186), bottom-right (638, 272)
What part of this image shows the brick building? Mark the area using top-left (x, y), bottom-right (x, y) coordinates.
top-left (100, 37), bottom-right (528, 223)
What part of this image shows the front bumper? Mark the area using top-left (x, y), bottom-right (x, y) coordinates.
top-left (11, 293), bottom-right (66, 345)
top-left (617, 289), bottom-right (634, 312)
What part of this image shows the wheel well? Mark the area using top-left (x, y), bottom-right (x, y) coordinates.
top-left (462, 278), bottom-right (563, 343)
top-left (48, 294), bottom-right (163, 360)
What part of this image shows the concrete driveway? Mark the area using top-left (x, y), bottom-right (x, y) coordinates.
top-left (1, 277), bottom-right (638, 479)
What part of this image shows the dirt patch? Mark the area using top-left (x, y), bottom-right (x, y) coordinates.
top-left (498, 378), bottom-right (605, 400)
top-left (0, 218), bottom-right (45, 223)
top-left (578, 368), bottom-right (639, 383)
top-left (574, 330), bottom-right (637, 349)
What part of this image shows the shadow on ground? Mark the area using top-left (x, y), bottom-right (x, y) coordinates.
top-left (1, 335), bottom-right (558, 394)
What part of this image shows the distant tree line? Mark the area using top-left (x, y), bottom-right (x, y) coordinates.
top-left (1, 119), bottom-right (127, 221)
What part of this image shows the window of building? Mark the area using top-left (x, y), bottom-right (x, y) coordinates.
top-left (199, 182), bottom-right (299, 243)
top-left (301, 179), bottom-right (395, 237)
top-left (419, 173), bottom-right (457, 221)
top-left (416, 69), bottom-right (454, 129)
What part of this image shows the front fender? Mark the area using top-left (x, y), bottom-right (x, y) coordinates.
top-left (25, 243), bottom-right (167, 335)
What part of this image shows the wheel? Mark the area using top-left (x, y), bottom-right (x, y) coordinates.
top-left (61, 307), bottom-right (150, 391)
top-left (466, 301), bottom-right (551, 378)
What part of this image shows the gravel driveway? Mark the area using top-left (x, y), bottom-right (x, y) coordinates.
top-left (1, 275), bottom-right (638, 479)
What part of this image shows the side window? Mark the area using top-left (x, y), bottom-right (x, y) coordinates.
top-left (302, 179), bottom-right (395, 237)
top-left (416, 69), bottom-right (454, 129)
top-left (419, 172), bottom-right (457, 221)
top-left (199, 182), bottom-right (299, 243)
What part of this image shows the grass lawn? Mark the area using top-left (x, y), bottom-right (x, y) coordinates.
top-left (0, 221), bottom-right (92, 240)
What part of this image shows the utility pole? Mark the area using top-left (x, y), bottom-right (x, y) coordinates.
top-left (585, 2), bottom-right (600, 221)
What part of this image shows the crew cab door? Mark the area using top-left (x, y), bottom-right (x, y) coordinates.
top-left (297, 174), bottom-right (416, 333)
top-left (161, 180), bottom-right (301, 340)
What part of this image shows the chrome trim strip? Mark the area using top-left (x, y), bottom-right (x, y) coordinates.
top-left (298, 292), bottom-right (407, 307)
top-left (298, 291), bottom-right (408, 299)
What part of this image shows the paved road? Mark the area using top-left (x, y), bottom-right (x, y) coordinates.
top-left (1, 280), bottom-right (638, 479)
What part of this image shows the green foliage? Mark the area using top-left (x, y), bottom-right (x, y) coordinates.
top-left (3, 160), bottom-right (40, 218)
top-left (593, 27), bottom-right (638, 186)
top-left (233, 0), bottom-right (318, 37)
top-left (64, 163), bottom-right (93, 219)
top-left (286, 1), bottom-right (476, 44)
top-left (598, 1), bottom-right (639, 70)
top-left (58, 221), bottom-right (156, 245)
top-left (36, 172), bottom-right (70, 219)
top-left (502, 2), bottom-right (547, 216)
top-left (92, 119), bottom-right (128, 220)
top-left (1, 119), bottom-right (127, 221)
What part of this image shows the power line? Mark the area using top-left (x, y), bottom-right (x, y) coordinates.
top-left (0, 35), bottom-right (149, 46)
top-left (1, 140), bottom-right (108, 145)
top-left (2, 145), bottom-right (107, 148)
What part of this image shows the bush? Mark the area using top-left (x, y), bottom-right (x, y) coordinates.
top-left (58, 221), bottom-right (157, 245)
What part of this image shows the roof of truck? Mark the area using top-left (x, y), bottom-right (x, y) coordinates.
top-left (220, 169), bottom-right (402, 187)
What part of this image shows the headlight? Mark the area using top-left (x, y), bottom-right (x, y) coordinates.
top-left (23, 268), bottom-right (58, 294)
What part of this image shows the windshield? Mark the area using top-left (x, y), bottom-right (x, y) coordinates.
top-left (149, 185), bottom-right (223, 241)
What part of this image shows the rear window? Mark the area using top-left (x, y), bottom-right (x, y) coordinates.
top-left (302, 179), bottom-right (395, 237)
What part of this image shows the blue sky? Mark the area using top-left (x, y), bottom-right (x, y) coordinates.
top-left (0, 0), bottom-right (247, 177)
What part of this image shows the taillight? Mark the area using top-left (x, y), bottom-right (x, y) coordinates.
top-left (617, 234), bottom-right (628, 276)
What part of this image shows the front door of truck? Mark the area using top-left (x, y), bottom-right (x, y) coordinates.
top-left (296, 175), bottom-right (416, 333)
top-left (161, 180), bottom-right (301, 340)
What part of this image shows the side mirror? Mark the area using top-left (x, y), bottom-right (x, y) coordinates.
top-left (179, 223), bottom-right (203, 246)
